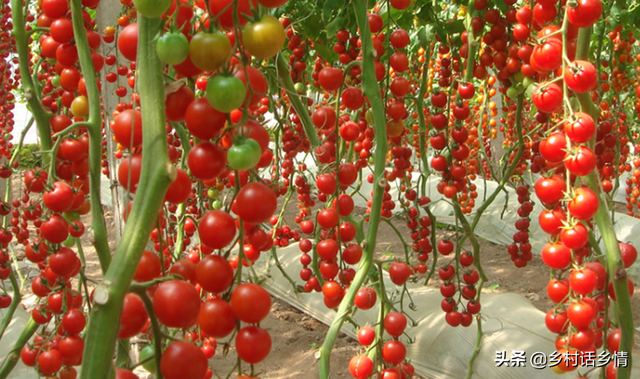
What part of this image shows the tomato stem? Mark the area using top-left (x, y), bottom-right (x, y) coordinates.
top-left (318, 0), bottom-right (389, 377)
top-left (575, 26), bottom-right (635, 379)
top-left (79, 15), bottom-right (174, 379)
top-left (276, 54), bottom-right (321, 148)
top-left (10, 0), bottom-right (52, 164)
top-left (70, 0), bottom-right (112, 272)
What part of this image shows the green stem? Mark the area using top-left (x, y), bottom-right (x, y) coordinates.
top-left (276, 54), bottom-right (320, 148)
top-left (318, 1), bottom-right (388, 377)
top-left (574, 27), bottom-right (633, 379)
top-left (79, 15), bottom-right (173, 379)
top-left (10, 0), bottom-right (52, 164)
top-left (0, 271), bottom-right (21, 342)
top-left (130, 286), bottom-right (164, 379)
top-left (70, 0), bottom-right (111, 272)
top-left (0, 319), bottom-right (38, 379)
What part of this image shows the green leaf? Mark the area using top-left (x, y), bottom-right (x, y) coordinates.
top-left (326, 15), bottom-right (347, 38)
top-left (443, 20), bottom-right (465, 35)
top-left (488, 284), bottom-right (500, 291)
top-left (301, 13), bottom-right (325, 40)
top-left (494, 0), bottom-right (508, 13)
top-left (323, 0), bottom-right (346, 22)
top-left (314, 41), bottom-right (336, 64)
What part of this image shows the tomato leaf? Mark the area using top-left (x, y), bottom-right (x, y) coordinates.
top-left (323, 0), bottom-right (346, 22)
top-left (494, 0), bottom-right (508, 13)
top-left (314, 41), bottom-right (337, 64)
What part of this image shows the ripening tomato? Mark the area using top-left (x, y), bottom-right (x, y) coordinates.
top-left (198, 298), bottom-right (236, 338)
top-left (152, 280), bottom-right (201, 328)
top-left (530, 38), bottom-right (562, 71)
top-left (243, 15), bottom-right (285, 59)
top-left (560, 222), bottom-right (589, 249)
top-left (185, 98), bottom-right (226, 140)
top-left (43, 181), bottom-right (74, 213)
top-left (539, 132), bottom-right (566, 163)
top-left (38, 349), bottom-right (63, 375)
top-left (349, 355), bottom-right (374, 379)
top-left (117, 154), bottom-right (142, 193)
top-left (382, 340), bottom-right (406, 364)
top-left (208, 0), bottom-right (257, 30)
top-left (318, 67), bottom-right (343, 91)
top-left (198, 210), bottom-right (236, 250)
top-left (165, 85), bottom-right (194, 122)
top-left (196, 254), bottom-right (234, 293)
top-left (619, 242), bottom-right (638, 269)
top-left (189, 31), bottom-right (232, 72)
top-left (564, 146), bottom-right (596, 176)
top-left (235, 326), bottom-right (271, 364)
top-left (161, 341), bottom-right (208, 379)
top-left (567, 300), bottom-right (597, 329)
top-left (565, 60), bottom-right (597, 93)
top-left (188, 142), bottom-right (227, 180)
top-left (118, 293), bottom-right (148, 339)
top-left (534, 175), bottom-right (565, 206)
top-left (532, 82), bottom-right (563, 113)
top-left (565, 112), bottom-right (596, 143)
top-left (234, 182), bottom-right (277, 224)
top-left (117, 23), bottom-right (138, 62)
top-left (233, 65), bottom-right (268, 108)
top-left (567, 0), bottom-right (603, 28)
top-left (70, 95), bottom-right (89, 118)
top-left (568, 187), bottom-right (598, 220)
top-left (231, 283), bottom-right (271, 323)
top-left (389, 262), bottom-right (412, 285)
top-left (384, 312), bottom-right (407, 337)
top-left (354, 287), bottom-right (377, 310)
top-left (111, 109), bottom-right (142, 148)
top-left (569, 268), bottom-right (597, 295)
top-left (547, 279), bottom-right (570, 303)
top-left (541, 242), bottom-right (571, 269)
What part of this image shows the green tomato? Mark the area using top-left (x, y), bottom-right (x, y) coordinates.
top-left (63, 211), bottom-right (80, 222)
top-left (212, 199), bottom-right (223, 210)
top-left (506, 87), bottom-right (519, 99)
top-left (206, 75), bottom-right (246, 113)
top-left (512, 71), bottom-right (525, 83)
top-left (156, 32), bottom-right (190, 66)
top-left (62, 234), bottom-right (76, 248)
top-left (227, 138), bottom-right (261, 171)
top-left (133, 0), bottom-right (172, 18)
top-left (294, 82), bottom-right (305, 93)
top-left (522, 76), bottom-right (534, 89)
top-left (51, 75), bottom-right (60, 87)
top-left (139, 345), bottom-right (157, 373)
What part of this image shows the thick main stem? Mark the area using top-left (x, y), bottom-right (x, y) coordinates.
top-left (318, 1), bottom-right (388, 377)
top-left (79, 16), bottom-right (173, 379)
top-left (70, 0), bottom-right (111, 272)
top-left (0, 319), bottom-right (38, 379)
top-left (574, 27), bottom-right (634, 379)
